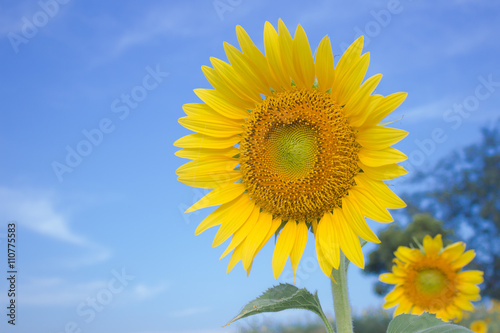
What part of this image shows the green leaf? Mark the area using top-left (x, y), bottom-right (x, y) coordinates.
top-left (387, 313), bottom-right (473, 333)
top-left (226, 283), bottom-right (329, 327)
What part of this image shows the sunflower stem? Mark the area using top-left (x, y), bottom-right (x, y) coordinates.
top-left (330, 252), bottom-right (353, 333)
top-left (318, 310), bottom-right (335, 333)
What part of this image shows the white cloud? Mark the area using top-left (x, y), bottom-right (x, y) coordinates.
top-left (137, 329), bottom-right (231, 333)
top-left (403, 98), bottom-right (453, 123)
top-left (168, 306), bottom-right (211, 318)
top-left (0, 186), bottom-right (88, 245)
top-left (6, 276), bottom-right (107, 306)
top-left (133, 282), bottom-right (169, 300)
top-left (0, 186), bottom-right (112, 268)
top-left (110, 2), bottom-right (222, 57)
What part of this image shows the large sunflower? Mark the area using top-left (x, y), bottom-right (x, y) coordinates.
top-left (175, 20), bottom-right (408, 279)
top-left (380, 234), bottom-right (484, 322)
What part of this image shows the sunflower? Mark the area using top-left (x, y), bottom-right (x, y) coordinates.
top-left (380, 234), bottom-right (484, 322)
top-left (175, 20), bottom-right (408, 279)
top-left (470, 320), bottom-right (488, 333)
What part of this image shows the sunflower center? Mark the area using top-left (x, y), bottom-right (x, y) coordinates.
top-left (404, 260), bottom-right (458, 310)
top-left (416, 269), bottom-right (448, 295)
top-left (268, 124), bottom-right (318, 180)
top-left (240, 89), bottom-right (360, 221)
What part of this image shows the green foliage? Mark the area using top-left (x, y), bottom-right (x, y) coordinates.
top-left (405, 120), bottom-right (500, 298)
top-left (364, 213), bottom-right (453, 295)
top-left (352, 308), bottom-right (391, 333)
top-left (387, 313), bottom-right (472, 332)
top-left (226, 283), bottom-right (331, 331)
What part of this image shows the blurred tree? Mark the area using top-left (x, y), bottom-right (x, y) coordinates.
top-left (364, 213), bottom-right (453, 296)
top-left (404, 119), bottom-right (500, 298)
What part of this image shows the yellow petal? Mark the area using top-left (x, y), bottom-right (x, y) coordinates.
top-left (272, 221), bottom-right (297, 279)
top-left (334, 36), bottom-right (364, 84)
top-left (290, 221), bottom-right (308, 281)
top-left (423, 234), bottom-right (442, 257)
top-left (264, 21), bottom-right (289, 90)
top-left (358, 147), bottom-right (407, 167)
top-left (341, 196), bottom-right (380, 243)
top-left (183, 102), bottom-right (220, 117)
top-left (202, 65), bottom-right (257, 110)
top-left (332, 208), bottom-right (364, 269)
top-left (185, 182), bottom-right (246, 213)
top-left (317, 212), bottom-right (341, 270)
top-left (252, 216), bottom-right (282, 264)
top-left (173, 133), bottom-right (241, 149)
top-left (356, 126), bottom-right (408, 150)
top-left (359, 162), bottom-right (408, 181)
top-left (236, 25), bottom-right (280, 89)
top-left (384, 286), bottom-right (404, 303)
top-left (457, 270), bottom-right (484, 284)
top-left (454, 295), bottom-right (474, 311)
top-left (441, 241), bottom-right (466, 262)
top-left (220, 205), bottom-right (260, 259)
top-left (177, 171), bottom-right (240, 189)
top-left (335, 52), bottom-right (370, 105)
top-left (176, 156), bottom-right (239, 177)
top-left (212, 194), bottom-right (255, 247)
top-left (313, 220), bottom-right (334, 277)
top-left (344, 74), bottom-right (382, 120)
top-left (355, 174), bottom-right (406, 209)
top-left (458, 284), bottom-right (481, 298)
top-left (394, 299), bottom-right (412, 316)
top-left (411, 306), bottom-right (425, 316)
top-left (195, 195), bottom-right (244, 235)
top-left (178, 116), bottom-right (243, 138)
top-left (227, 242), bottom-right (244, 273)
top-left (394, 246), bottom-right (418, 263)
top-left (175, 146), bottom-right (239, 160)
top-left (194, 88), bottom-right (249, 120)
top-left (210, 57), bottom-right (262, 104)
top-left (277, 19), bottom-right (294, 86)
top-left (349, 187), bottom-right (394, 222)
top-left (363, 92), bottom-right (407, 126)
top-left (379, 273), bottom-right (403, 285)
top-left (242, 211), bottom-right (273, 270)
top-left (349, 94), bottom-right (384, 128)
top-left (224, 42), bottom-right (270, 95)
top-left (292, 24), bottom-right (315, 89)
top-left (452, 249), bottom-right (476, 270)
top-left (314, 36), bottom-right (334, 92)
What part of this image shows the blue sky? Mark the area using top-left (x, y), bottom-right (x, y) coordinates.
top-left (0, 0), bottom-right (499, 332)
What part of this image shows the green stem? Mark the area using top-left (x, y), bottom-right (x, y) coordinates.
top-left (318, 309), bottom-right (335, 333)
top-left (330, 252), bottom-right (353, 333)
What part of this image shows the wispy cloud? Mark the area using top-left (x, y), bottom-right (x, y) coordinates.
top-left (133, 282), bottom-right (169, 300)
top-left (138, 329), bottom-right (230, 333)
top-left (403, 98), bottom-right (454, 123)
top-left (168, 306), bottom-right (211, 318)
top-left (6, 276), bottom-right (107, 306)
top-left (109, 2), bottom-right (223, 57)
top-left (0, 186), bottom-right (88, 245)
top-left (0, 186), bottom-right (112, 268)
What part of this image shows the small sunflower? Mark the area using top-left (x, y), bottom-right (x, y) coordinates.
top-left (380, 234), bottom-right (484, 322)
top-left (175, 20), bottom-right (408, 279)
top-left (470, 320), bottom-right (488, 333)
